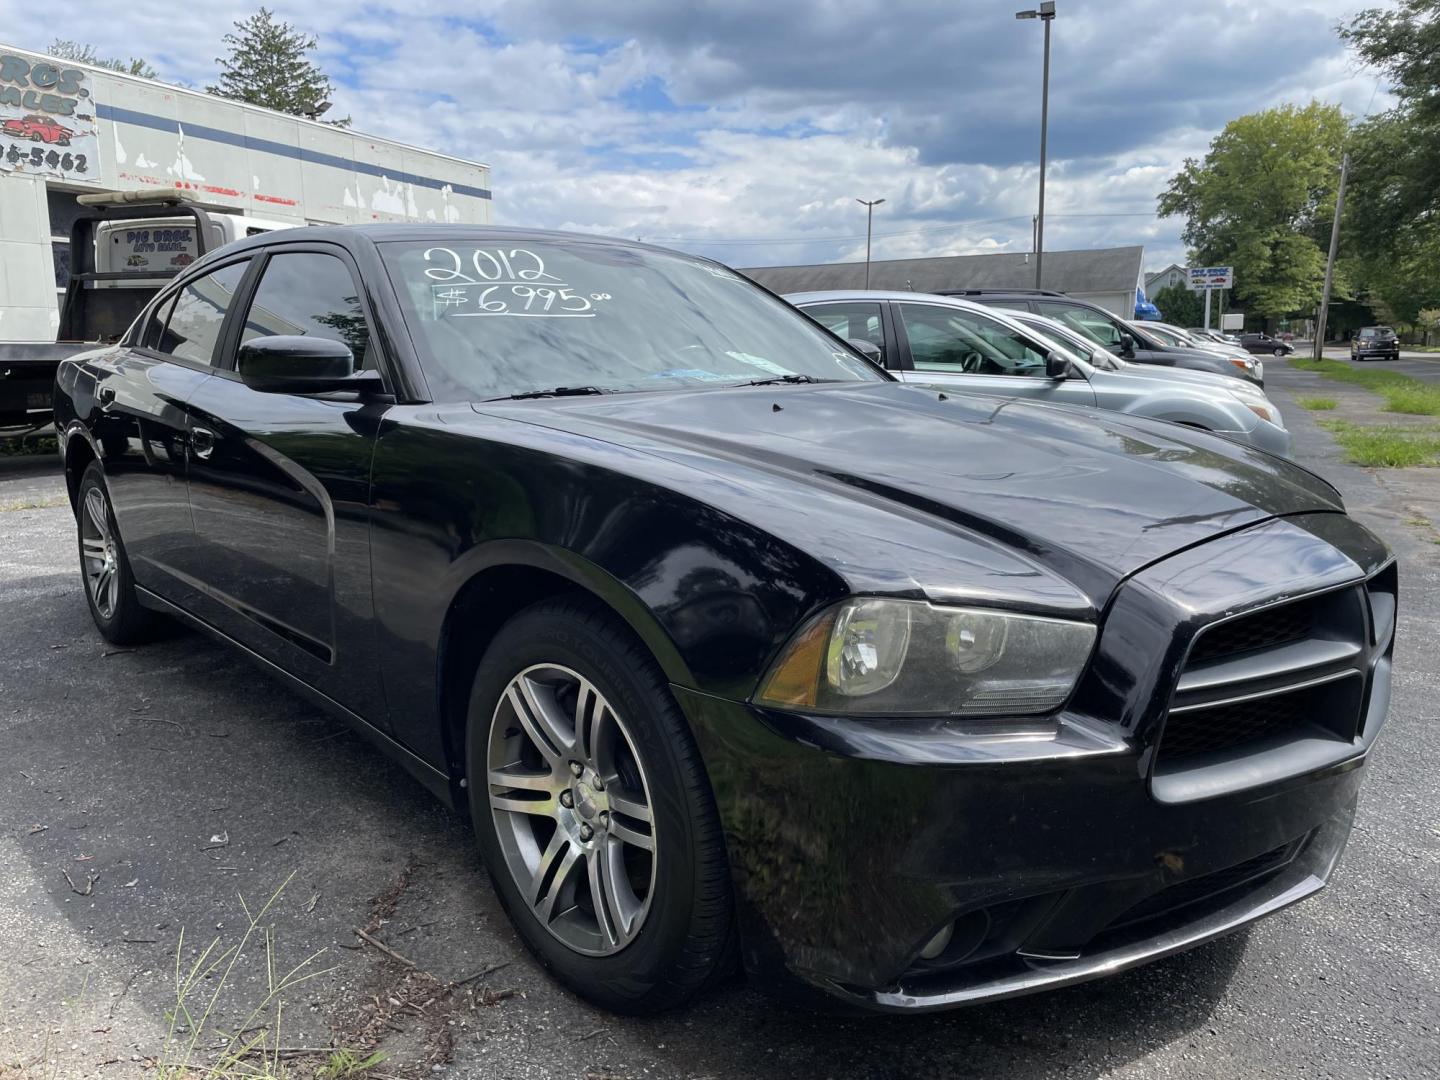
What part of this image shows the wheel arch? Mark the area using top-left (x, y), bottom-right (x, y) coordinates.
top-left (61, 424), bottom-right (100, 513)
top-left (435, 541), bottom-right (696, 805)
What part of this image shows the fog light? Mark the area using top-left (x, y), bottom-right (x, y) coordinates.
top-left (918, 922), bottom-right (954, 961)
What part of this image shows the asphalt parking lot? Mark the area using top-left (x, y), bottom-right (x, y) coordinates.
top-left (2, 364), bottom-right (1438, 1079)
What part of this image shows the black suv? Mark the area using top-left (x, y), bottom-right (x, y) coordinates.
top-left (944, 289), bottom-right (1262, 385)
top-left (1352, 326), bottom-right (1400, 362)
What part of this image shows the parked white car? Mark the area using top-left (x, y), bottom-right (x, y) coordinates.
top-left (788, 291), bottom-right (1292, 458)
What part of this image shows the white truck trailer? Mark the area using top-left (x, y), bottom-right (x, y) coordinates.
top-left (0, 43), bottom-right (492, 431)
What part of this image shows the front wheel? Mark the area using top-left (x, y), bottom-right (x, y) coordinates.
top-left (76, 462), bottom-right (160, 644)
top-left (1273, 347), bottom-right (1286, 357)
top-left (466, 597), bottom-right (734, 1014)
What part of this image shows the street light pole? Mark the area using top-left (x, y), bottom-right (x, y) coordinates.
top-left (856, 198), bottom-right (885, 288)
top-left (1017, 2), bottom-right (1056, 290)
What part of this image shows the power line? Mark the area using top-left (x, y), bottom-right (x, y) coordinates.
top-left (648, 209), bottom-right (1162, 247)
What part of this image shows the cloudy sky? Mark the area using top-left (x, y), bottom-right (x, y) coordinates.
top-left (5, 1), bottom-right (1390, 271)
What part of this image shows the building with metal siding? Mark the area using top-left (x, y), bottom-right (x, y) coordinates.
top-left (1, 43), bottom-right (492, 342)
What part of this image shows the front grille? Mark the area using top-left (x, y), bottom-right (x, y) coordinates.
top-left (1157, 588), bottom-right (1371, 768)
top-left (1187, 598), bottom-right (1316, 664)
top-left (1108, 839), bottom-right (1302, 932)
top-left (1160, 690), bottom-right (1310, 761)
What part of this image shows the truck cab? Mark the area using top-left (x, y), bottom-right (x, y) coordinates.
top-left (0, 191), bottom-right (294, 434)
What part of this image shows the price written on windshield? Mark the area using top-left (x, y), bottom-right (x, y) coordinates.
top-left (423, 246), bottom-right (613, 318)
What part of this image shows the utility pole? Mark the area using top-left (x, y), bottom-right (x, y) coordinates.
top-left (1017, 2), bottom-right (1056, 290)
top-left (856, 198), bottom-right (885, 288)
top-left (1314, 151), bottom-right (1349, 362)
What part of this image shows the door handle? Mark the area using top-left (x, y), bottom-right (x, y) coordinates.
top-left (189, 426), bottom-right (216, 460)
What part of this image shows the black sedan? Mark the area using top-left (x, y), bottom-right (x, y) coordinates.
top-left (53, 225), bottom-right (1394, 1015)
top-left (1239, 332), bottom-right (1296, 357)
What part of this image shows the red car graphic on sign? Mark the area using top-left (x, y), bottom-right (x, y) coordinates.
top-left (2, 114), bottom-right (75, 146)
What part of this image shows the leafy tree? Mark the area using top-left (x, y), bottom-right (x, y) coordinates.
top-left (1157, 102), bottom-right (1348, 320)
top-left (207, 8), bottom-right (350, 126)
top-left (1337, 2), bottom-right (1440, 323)
top-left (1150, 283), bottom-right (1203, 328)
top-left (48, 39), bottom-right (157, 79)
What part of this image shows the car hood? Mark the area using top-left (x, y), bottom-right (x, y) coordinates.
top-left (1104, 361), bottom-right (1264, 397)
top-left (475, 382), bottom-right (1341, 608)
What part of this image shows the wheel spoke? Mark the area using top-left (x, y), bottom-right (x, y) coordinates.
top-left (608, 788), bottom-right (652, 825)
top-left (572, 678), bottom-right (607, 768)
top-left (507, 678), bottom-right (572, 766)
top-left (105, 566), bottom-right (121, 614)
top-left (488, 766), bottom-right (554, 793)
top-left (84, 488), bottom-right (109, 542)
top-left (490, 789), bottom-right (554, 817)
top-left (609, 816), bottom-right (654, 852)
top-left (587, 841), bottom-right (637, 948)
top-left (532, 831), bottom-right (581, 923)
top-left (82, 538), bottom-right (107, 560)
top-left (93, 565), bottom-right (114, 612)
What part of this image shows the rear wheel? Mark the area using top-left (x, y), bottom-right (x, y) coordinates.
top-left (466, 597), bottom-right (734, 1013)
top-left (76, 462), bottom-right (159, 644)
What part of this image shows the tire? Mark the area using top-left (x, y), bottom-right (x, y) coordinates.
top-left (1273, 347), bottom-right (1286, 357)
top-left (466, 596), bottom-right (735, 1014)
top-left (75, 462), bottom-right (160, 645)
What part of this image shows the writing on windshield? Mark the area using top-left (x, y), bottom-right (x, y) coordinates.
top-left (423, 247), bottom-right (616, 320)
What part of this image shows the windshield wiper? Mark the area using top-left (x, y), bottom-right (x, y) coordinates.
top-left (489, 385), bottom-right (613, 401)
top-left (738, 374), bottom-right (831, 387)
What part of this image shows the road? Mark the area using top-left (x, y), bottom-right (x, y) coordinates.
top-left (0, 379), bottom-right (1437, 1079)
top-left (1315, 345), bottom-right (1440, 382)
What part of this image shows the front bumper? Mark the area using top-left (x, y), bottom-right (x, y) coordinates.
top-left (678, 513), bottom-right (1393, 1012)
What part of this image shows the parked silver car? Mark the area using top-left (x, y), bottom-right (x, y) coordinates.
top-left (788, 291), bottom-right (1292, 458)
top-left (1145, 320), bottom-right (1261, 376)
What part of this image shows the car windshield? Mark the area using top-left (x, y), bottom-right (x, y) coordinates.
top-left (1361, 327), bottom-right (1394, 339)
top-left (380, 240), bottom-right (885, 399)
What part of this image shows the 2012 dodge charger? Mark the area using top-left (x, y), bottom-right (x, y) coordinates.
top-left (53, 226), bottom-right (1395, 1014)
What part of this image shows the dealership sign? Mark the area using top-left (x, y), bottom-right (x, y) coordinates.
top-left (1188, 265), bottom-right (1234, 290)
top-left (0, 50), bottom-right (101, 185)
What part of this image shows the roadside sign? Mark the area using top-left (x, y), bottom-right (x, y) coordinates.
top-left (1188, 266), bottom-right (1234, 290)
top-left (1221, 313), bottom-right (1244, 331)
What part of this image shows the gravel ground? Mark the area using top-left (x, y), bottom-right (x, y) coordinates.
top-left (0, 375), bottom-right (1436, 1079)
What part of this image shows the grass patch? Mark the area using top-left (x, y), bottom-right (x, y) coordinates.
top-left (1318, 420), bottom-right (1440, 468)
top-left (1296, 396), bottom-right (1338, 411)
top-left (0, 494), bottom-right (68, 512)
top-left (1290, 358), bottom-right (1440, 415)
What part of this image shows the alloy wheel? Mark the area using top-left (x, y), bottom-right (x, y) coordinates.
top-left (80, 486), bottom-right (121, 620)
top-left (487, 664), bottom-right (658, 956)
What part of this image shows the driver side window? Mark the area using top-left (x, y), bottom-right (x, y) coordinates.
top-left (898, 303), bottom-right (1047, 376)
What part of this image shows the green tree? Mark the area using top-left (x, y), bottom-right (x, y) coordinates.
top-left (1157, 102), bottom-right (1348, 320)
top-left (1150, 283), bottom-right (1203, 328)
top-left (47, 39), bottom-right (157, 79)
top-left (1337, 2), bottom-right (1440, 323)
top-left (207, 8), bottom-right (350, 126)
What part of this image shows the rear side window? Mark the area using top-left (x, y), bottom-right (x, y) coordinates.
top-left (156, 260), bottom-right (251, 365)
top-left (802, 302), bottom-right (885, 352)
top-left (140, 292), bottom-right (177, 349)
top-left (1037, 302), bottom-right (1124, 348)
top-left (239, 252), bottom-right (373, 370)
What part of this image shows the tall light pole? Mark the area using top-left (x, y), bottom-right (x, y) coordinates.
top-left (856, 198), bottom-right (885, 288)
top-left (1016, 1), bottom-right (1056, 290)
top-left (1314, 151), bottom-right (1349, 361)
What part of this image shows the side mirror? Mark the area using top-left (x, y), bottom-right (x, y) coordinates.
top-left (1045, 350), bottom-right (1072, 379)
top-left (1118, 332), bottom-right (1136, 358)
top-left (237, 336), bottom-right (382, 395)
top-left (847, 338), bottom-right (885, 366)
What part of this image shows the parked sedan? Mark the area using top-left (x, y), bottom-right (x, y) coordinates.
top-left (1352, 326), bottom-right (1400, 362)
top-left (1188, 327), bottom-right (1243, 347)
top-left (1240, 333), bottom-right (1296, 357)
top-left (789, 292), bottom-right (1290, 457)
top-left (54, 226), bottom-right (1392, 1016)
top-left (1136, 321), bottom-right (1262, 382)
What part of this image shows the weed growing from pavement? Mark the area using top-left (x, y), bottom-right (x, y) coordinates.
top-left (1297, 396), bottom-right (1338, 410)
top-left (0, 974), bottom-right (90, 1079)
top-left (152, 872), bottom-right (384, 1080)
top-left (1318, 420), bottom-right (1440, 468)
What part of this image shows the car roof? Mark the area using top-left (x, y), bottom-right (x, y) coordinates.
top-left (213, 222), bottom-right (696, 260)
top-left (785, 289), bottom-right (1002, 308)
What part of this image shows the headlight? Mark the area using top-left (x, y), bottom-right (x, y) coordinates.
top-left (1228, 357), bottom-right (1254, 373)
top-left (755, 598), bottom-right (1096, 717)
